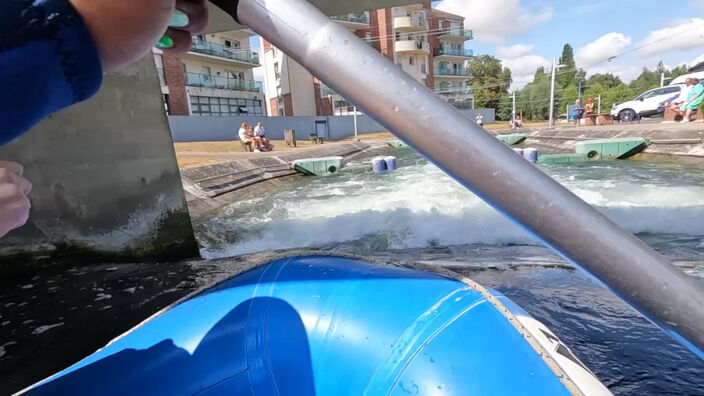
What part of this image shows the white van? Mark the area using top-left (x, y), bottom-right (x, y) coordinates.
top-left (670, 71), bottom-right (704, 86)
top-left (611, 85), bottom-right (683, 121)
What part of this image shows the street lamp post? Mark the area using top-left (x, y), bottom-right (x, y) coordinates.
top-left (548, 58), bottom-right (566, 128)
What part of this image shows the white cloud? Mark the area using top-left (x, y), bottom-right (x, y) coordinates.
top-left (436, 0), bottom-right (553, 44)
top-left (638, 18), bottom-right (704, 56)
top-left (691, 0), bottom-right (704, 9)
top-left (586, 64), bottom-right (642, 84)
top-left (497, 44), bottom-right (550, 90)
top-left (253, 66), bottom-right (265, 83)
top-left (575, 33), bottom-right (632, 67)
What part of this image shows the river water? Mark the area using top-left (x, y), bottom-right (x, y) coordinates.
top-left (3, 148), bottom-right (704, 394)
top-left (194, 147), bottom-right (704, 394)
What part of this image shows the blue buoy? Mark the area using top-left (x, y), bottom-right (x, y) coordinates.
top-left (384, 156), bottom-right (397, 171)
top-left (372, 157), bottom-right (387, 173)
top-left (523, 148), bottom-right (538, 163)
top-left (513, 148), bottom-right (524, 157)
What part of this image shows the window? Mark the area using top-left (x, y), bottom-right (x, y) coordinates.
top-left (227, 71), bottom-right (244, 79)
top-left (224, 40), bottom-right (232, 48)
top-left (409, 57), bottom-right (414, 66)
top-left (274, 62), bottom-right (280, 80)
top-left (224, 40), bottom-right (240, 48)
top-left (421, 62), bottom-right (426, 74)
top-left (189, 96), bottom-right (264, 116)
top-left (182, 63), bottom-right (187, 73)
top-left (196, 35), bottom-right (205, 42)
top-left (202, 66), bottom-right (211, 75)
top-left (395, 32), bottom-right (400, 41)
top-left (663, 86), bottom-right (681, 95)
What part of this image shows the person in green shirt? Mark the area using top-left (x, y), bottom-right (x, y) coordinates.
top-left (680, 78), bottom-right (703, 123)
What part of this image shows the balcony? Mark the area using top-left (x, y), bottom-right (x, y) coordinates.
top-left (438, 28), bottom-right (473, 41)
top-left (434, 68), bottom-right (472, 78)
top-left (190, 39), bottom-right (260, 65)
top-left (395, 40), bottom-right (430, 54)
top-left (393, 15), bottom-right (428, 32)
top-left (321, 86), bottom-right (338, 97)
top-left (434, 48), bottom-right (474, 59)
top-left (330, 13), bottom-right (369, 25)
top-left (183, 72), bottom-right (262, 92)
top-left (451, 100), bottom-right (474, 109)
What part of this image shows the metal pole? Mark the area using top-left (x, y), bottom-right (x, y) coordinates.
top-left (577, 80), bottom-right (582, 102)
top-left (512, 91), bottom-right (516, 128)
top-left (549, 58), bottom-right (556, 127)
top-left (353, 106), bottom-right (359, 141)
top-left (661, 72), bottom-right (665, 87)
top-left (231, 0), bottom-right (704, 358)
top-left (597, 94), bottom-right (602, 115)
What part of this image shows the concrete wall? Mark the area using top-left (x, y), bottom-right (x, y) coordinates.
top-left (0, 56), bottom-right (199, 268)
top-left (169, 108), bottom-right (495, 142)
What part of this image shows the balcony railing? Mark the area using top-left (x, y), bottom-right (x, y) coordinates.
top-left (330, 13), bottom-right (369, 24)
top-left (183, 72), bottom-right (262, 92)
top-left (190, 39), bottom-right (260, 65)
top-left (451, 100), bottom-right (474, 109)
top-left (321, 86), bottom-right (337, 97)
top-left (441, 28), bottom-right (473, 39)
top-left (434, 68), bottom-right (473, 77)
top-left (434, 48), bottom-right (474, 57)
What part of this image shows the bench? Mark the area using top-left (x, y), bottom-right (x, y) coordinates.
top-left (664, 107), bottom-right (701, 122)
top-left (310, 132), bottom-right (325, 144)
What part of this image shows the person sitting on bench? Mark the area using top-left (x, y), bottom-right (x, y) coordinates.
top-left (584, 98), bottom-right (595, 116)
top-left (678, 78), bottom-right (703, 123)
top-left (253, 122), bottom-right (274, 152)
top-left (238, 123), bottom-right (261, 152)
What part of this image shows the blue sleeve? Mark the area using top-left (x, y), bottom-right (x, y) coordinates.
top-left (0, 0), bottom-right (103, 145)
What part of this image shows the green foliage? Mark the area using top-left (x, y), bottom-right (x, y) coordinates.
top-left (563, 85), bottom-right (579, 106)
top-left (586, 73), bottom-right (623, 89)
top-left (467, 55), bottom-right (512, 114)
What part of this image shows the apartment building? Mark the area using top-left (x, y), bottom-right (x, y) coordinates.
top-left (261, 3), bottom-right (474, 116)
top-left (154, 30), bottom-right (266, 117)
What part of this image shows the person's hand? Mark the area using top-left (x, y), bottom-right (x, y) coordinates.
top-left (69, 0), bottom-right (209, 71)
top-left (0, 162), bottom-right (32, 238)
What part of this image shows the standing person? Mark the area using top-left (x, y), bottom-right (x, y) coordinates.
top-left (253, 122), bottom-right (275, 151)
top-left (238, 123), bottom-right (261, 152)
top-left (679, 78), bottom-right (703, 123)
top-left (573, 99), bottom-right (584, 127)
top-left (475, 114), bottom-right (484, 127)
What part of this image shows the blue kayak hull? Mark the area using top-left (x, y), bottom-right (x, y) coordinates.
top-left (24, 256), bottom-right (608, 395)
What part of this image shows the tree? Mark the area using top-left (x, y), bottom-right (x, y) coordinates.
top-left (562, 85), bottom-right (579, 106)
top-left (586, 73), bottom-right (623, 89)
top-left (467, 55), bottom-right (512, 113)
top-left (604, 83), bottom-right (634, 110)
top-left (557, 44), bottom-right (577, 88)
top-left (629, 67), bottom-right (661, 93)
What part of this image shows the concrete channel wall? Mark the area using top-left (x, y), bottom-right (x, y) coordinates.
top-left (0, 56), bottom-right (199, 270)
top-left (169, 109), bottom-right (496, 142)
top-left (523, 123), bottom-right (704, 158)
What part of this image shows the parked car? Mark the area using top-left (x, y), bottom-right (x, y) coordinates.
top-left (611, 85), bottom-right (682, 121)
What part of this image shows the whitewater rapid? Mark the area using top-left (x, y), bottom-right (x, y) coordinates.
top-left (197, 149), bottom-right (704, 259)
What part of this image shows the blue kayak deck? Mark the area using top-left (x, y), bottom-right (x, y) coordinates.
top-left (27, 256), bottom-right (579, 395)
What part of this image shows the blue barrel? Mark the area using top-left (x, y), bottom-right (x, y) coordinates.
top-left (372, 157), bottom-right (387, 173)
top-left (384, 156), bottom-right (397, 171)
top-left (513, 148), bottom-right (524, 157)
top-left (523, 148), bottom-right (538, 163)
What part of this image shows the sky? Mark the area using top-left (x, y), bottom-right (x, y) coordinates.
top-left (249, 1), bottom-right (704, 90)
top-left (435, 0), bottom-right (704, 89)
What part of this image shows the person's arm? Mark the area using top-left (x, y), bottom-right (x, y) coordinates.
top-left (0, 0), bottom-right (103, 144)
top-left (0, 0), bottom-right (208, 145)
top-left (0, 162), bottom-right (32, 238)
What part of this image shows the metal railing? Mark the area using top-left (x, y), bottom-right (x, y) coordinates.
top-left (434, 48), bottom-right (474, 57)
top-left (183, 72), bottom-right (263, 92)
top-left (330, 13), bottom-right (369, 24)
top-left (321, 86), bottom-right (337, 97)
top-left (441, 28), bottom-right (473, 39)
top-left (451, 100), bottom-right (474, 109)
top-left (190, 39), bottom-right (260, 65)
top-left (434, 68), bottom-right (473, 77)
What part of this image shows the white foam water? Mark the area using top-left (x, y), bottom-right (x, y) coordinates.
top-left (197, 150), bottom-right (704, 259)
